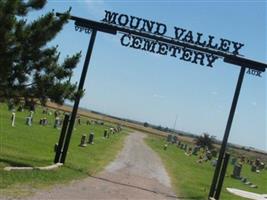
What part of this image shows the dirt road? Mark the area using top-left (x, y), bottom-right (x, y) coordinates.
top-left (27, 131), bottom-right (177, 200)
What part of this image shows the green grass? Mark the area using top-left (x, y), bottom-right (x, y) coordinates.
top-left (0, 103), bottom-right (127, 197)
top-left (146, 135), bottom-right (267, 200)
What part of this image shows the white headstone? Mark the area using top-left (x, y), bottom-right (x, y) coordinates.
top-left (30, 111), bottom-right (34, 118)
top-left (11, 112), bottom-right (16, 127)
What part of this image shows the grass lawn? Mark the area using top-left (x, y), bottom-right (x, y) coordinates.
top-left (0, 103), bottom-right (128, 198)
top-left (146, 135), bottom-right (267, 200)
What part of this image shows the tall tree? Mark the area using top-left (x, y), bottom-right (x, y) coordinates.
top-left (0, 0), bottom-right (81, 105)
top-left (195, 133), bottom-right (215, 150)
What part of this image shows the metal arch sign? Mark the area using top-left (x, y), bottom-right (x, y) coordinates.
top-left (102, 10), bottom-right (244, 68)
top-left (55, 9), bottom-right (267, 200)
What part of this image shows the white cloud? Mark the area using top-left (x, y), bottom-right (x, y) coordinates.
top-left (152, 94), bottom-right (165, 99)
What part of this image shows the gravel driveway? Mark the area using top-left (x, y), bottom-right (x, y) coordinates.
top-left (26, 131), bottom-right (177, 200)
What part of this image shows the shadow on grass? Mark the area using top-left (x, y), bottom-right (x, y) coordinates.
top-left (90, 175), bottom-right (203, 199)
top-left (0, 158), bottom-right (33, 167)
top-left (0, 156), bottom-right (53, 168)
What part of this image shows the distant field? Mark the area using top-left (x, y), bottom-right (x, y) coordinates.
top-left (46, 102), bottom-right (267, 163)
top-left (0, 103), bottom-right (127, 198)
top-left (146, 135), bottom-right (267, 200)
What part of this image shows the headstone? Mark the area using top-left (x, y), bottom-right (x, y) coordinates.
top-left (180, 143), bottom-right (184, 149)
top-left (40, 118), bottom-right (48, 126)
top-left (30, 111), bottom-right (34, 118)
top-left (42, 118), bottom-right (48, 126)
top-left (177, 140), bottom-right (181, 147)
top-left (184, 144), bottom-right (188, 151)
top-left (206, 150), bottom-right (212, 160)
top-left (172, 135), bottom-right (178, 144)
top-left (88, 132), bottom-right (94, 144)
top-left (249, 160), bottom-right (254, 165)
top-left (164, 144), bottom-right (168, 150)
top-left (231, 157), bottom-right (237, 165)
top-left (117, 125), bottom-right (121, 132)
top-left (54, 117), bottom-right (60, 128)
top-left (17, 105), bottom-right (24, 112)
top-left (211, 150), bottom-right (217, 158)
top-left (26, 117), bottom-right (32, 126)
top-left (103, 129), bottom-right (108, 138)
top-left (54, 110), bottom-right (59, 118)
top-left (86, 120), bottom-right (90, 125)
top-left (167, 134), bottom-right (172, 143)
top-left (232, 164), bottom-right (242, 179)
top-left (11, 112), bottom-right (15, 127)
top-left (241, 177), bottom-right (247, 183)
top-left (42, 108), bottom-right (48, 114)
top-left (255, 158), bottom-right (261, 168)
top-left (251, 164), bottom-right (257, 172)
top-left (259, 162), bottom-right (265, 170)
top-left (79, 135), bottom-right (87, 147)
top-left (192, 146), bottom-right (199, 155)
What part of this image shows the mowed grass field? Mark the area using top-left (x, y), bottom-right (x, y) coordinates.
top-left (146, 135), bottom-right (267, 200)
top-left (0, 103), bottom-right (127, 198)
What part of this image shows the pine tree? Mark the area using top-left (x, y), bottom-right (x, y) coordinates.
top-left (0, 0), bottom-right (81, 106)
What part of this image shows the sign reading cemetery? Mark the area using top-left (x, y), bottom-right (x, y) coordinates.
top-left (102, 10), bottom-right (245, 68)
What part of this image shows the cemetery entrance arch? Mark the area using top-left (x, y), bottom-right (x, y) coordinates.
top-left (54, 11), bottom-right (267, 200)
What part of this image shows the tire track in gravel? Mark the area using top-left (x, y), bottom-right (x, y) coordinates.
top-left (25, 131), bottom-right (178, 200)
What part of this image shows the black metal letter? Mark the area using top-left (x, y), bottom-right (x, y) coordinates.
top-left (102, 10), bottom-right (118, 24)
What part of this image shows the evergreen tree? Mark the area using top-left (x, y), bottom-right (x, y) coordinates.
top-left (0, 0), bottom-right (81, 105)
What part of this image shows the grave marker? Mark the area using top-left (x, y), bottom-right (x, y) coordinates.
top-left (26, 117), bottom-right (32, 126)
top-left (11, 112), bottom-right (15, 127)
top-left (88, 132), bottom-right (94, 144)
top-left (172, 135), bottom-right (178, 144)
top-left (79, 135), bottom-right (87, 147)
top-left (232, 164), bottom-right (242, 179)
top-left (103, 129), bottom-right (108, 138)
top-left (167, 134), bottom-right (172, 143)
top-left (54, 117), bottom-right (61, 129)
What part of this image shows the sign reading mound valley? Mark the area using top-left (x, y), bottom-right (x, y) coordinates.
top-left (102, 10), bottom-right (244, 67)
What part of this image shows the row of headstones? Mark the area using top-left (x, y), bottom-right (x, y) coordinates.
top-left (166, 134), bottom-right (215, 157)
top-left (10, 110), bottom-right (62, 128)
top-left (79, 127), bottom-right (122, 147)
top-left (78, 119), bottom-right (104, 126)
top-left (231, 164), bottom-right (258, 188)
top-left (231, 157), bottom-right (266, 173)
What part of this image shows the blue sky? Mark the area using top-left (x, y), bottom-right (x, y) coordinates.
top-left (29, 1), bottom-right (266, 150)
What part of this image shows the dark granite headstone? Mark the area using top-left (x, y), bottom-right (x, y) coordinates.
top-left (88, 132), bottom-right (94, 144)
top-left (79, 135), bottom-right (87, 147)
top-left (232, 164), bottom-right (242, 179)
top-left (172, 135), bottom-right (178, 144)
top-left (192, 146), bottom-right (199, 155)
top-left (251, 164), bottom-right (257, 172)
top-left (167, 134), bottom-right (172, 143)
top-left (104, 129), bottom-right (108, 138)
top-left (231, 157), bottom-right (237, 165)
